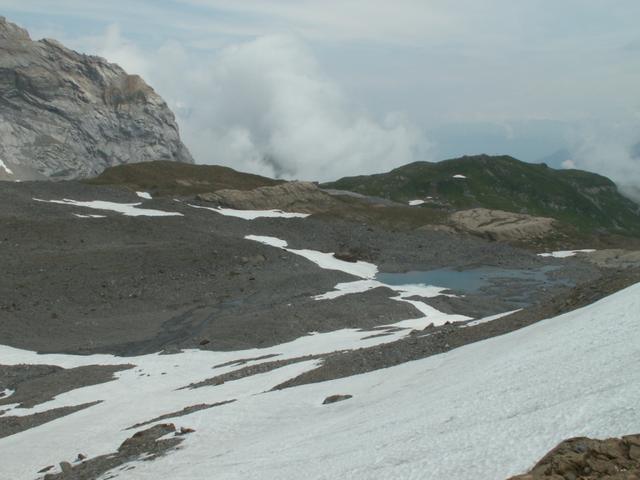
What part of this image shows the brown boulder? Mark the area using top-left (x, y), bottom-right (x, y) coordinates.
top-left (509, 434), bottom-right (640, 479)
top-left (449, 208), bottom-right (556, 242)
top-left (322, 394), bottom-right (353, 405)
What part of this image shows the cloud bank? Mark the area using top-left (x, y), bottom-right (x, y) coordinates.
top-left (563, 118), bottom-right (640, 203)
top-left (87, 28), bottom-right (426, 182)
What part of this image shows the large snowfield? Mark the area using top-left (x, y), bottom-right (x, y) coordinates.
top-left (1, 281), bottom-right (639, 479)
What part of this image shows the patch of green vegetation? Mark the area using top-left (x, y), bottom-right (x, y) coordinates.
top-left (323, 155), bottom-right (640, 236)
top-left (85, 161), bottom-right (283, 196)
top-left (313, 195), bottom-right (449, 231)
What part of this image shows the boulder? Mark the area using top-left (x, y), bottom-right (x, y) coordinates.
top-left (322, 394), bottom-right (353, 405)
top-left (448, 208), bottom-right (556, 242)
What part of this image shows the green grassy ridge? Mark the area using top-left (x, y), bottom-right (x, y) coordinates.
top-left (85, 161), bottom-right (283, 196)
top-left (322, 155), bottom-right (640, 235)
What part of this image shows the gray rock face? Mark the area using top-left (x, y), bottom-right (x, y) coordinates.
top-left (0, 17), bottom-right (193, 181)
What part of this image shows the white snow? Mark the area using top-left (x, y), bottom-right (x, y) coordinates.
top-left (136, 191), bottom-right (152, 200)
top-left (0, 158), bottom-right (13, 175)
top-left (246, 235), bottom-right (378, 279)
top-left (453, 174), bottom-right (467, 179)
top-left (246, 235), bottom-right (289, 249)
top-left (538, 249), bottom-right (596, 258)
top-left (408, 199), bottom-right (425, 206)
top-left (33, 198), bottom-right (183, 217)
top-left (388, 296), bottom-right (469, 328)
top-left (189, 204), bottom-right (309, 219)
top-left (463, 309), bottom-right (522, 327)
top-left (315, 279), bottom-right (467, 327)
top-left (0, 388), bottom-right (15, 399)
top-left (2, 281), bottom-right (636, 479)
top-left (313, 279), bottom-right (386, 300)
top-left (73, 214), bottom-right (107, 219)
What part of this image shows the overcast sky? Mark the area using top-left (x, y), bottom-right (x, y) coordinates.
top-left (3, 1), bottom-right (640, 188)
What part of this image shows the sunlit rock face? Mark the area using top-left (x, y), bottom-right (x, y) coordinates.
top-left (0, 16), bottom-right (193, 181)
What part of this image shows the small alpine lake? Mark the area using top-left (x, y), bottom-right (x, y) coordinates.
top-left (376, 265), bottom-right (570, 295)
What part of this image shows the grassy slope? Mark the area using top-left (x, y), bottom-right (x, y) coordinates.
top-left (323, 155), bottom-right (640, 235)
top-left (85, 161), bottom-right (283, 196)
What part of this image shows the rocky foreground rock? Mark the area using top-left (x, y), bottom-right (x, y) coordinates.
top-left (0, 17), bottom-right (192, 181)
top-left (509, 435), bottom-right (640, 479)
top-left (40, 423), bottom-right (189, 479)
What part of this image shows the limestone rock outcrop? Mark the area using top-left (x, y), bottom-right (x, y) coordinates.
top-left (0, 17), bottom-right (192, 181)
top-left (449, 208), bottom-right (557, 242)
top-left (197, 181), bottom-right (338, 213)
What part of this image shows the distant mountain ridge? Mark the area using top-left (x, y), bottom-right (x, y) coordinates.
top-left (0, 17), bottom-right (192, 181)
top-left (323, 155), bottom-right (640, 235)
top-left (86, 160), bottom-right (282, 196)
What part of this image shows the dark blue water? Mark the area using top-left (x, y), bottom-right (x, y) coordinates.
top-left (376, 266), bottom-right (564, 294)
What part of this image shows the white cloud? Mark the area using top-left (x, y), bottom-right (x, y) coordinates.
top-left (176, 0), bottom-right (461, 45)
top-left (87, 29), bottom-right (427, 181)
top-left (93, 24), bottom-right (150, 76)
top-left (564, 116), bottom-right (640, 201)
top-left (187, 35), bottom-right (427, 181)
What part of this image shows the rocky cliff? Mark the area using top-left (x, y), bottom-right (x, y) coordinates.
top-left (0, 17), bottom-right (192, 181)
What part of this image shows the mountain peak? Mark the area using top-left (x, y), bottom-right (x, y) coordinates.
top-left (0, 17), bottom-right (193, 181)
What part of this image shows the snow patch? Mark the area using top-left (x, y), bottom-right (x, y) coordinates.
top-left (313, 279), bottom-right (383, 300)
top-left (464, 309), bottom-right (523, 327)
top-left (245, 235), bottom-right (289, 249)
top-left (246, 235), bottom-right (378, 279)
top-left (73, 214), bottom-right (107, 219)
top-left (136, 191), bottom-right (152, 200)
top-left (538, 249), bottom-right (596, 258)
top-left (388, 297), bottom-right (469, 328)
top-left (0, 158), bottom-right (13, 175)
top-left (408, 199), bottom-right (425, 206)
top-left (189, 204), bottom-right (309, 219)
top-left (33, 198), bottom-right (183, 217)
top-left (0, 388), bottom-right (15, 399)
top-left (453, 174), bottom-right (467, 179)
